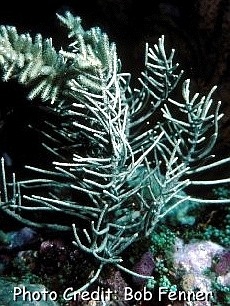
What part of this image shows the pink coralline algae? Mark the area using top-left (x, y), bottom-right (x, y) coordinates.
top-left (213, 249), bottom-right (230, 275)
top-left (100, 269), bottom-right (129, 303)
top-left (172, 239), bottom-right (228, 306)
top-left (214, 249), bottom-right (230, 287)
top-left (132, 251), bottom-right (155, 286)
top-left (173, 238), bottom-right (224, 274)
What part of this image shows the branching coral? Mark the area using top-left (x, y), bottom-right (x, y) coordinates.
top-left (0, 11), bottom-right (230, 295)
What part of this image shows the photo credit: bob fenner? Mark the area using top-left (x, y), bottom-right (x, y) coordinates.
top-left (13, 286), bottom-right (213, 302)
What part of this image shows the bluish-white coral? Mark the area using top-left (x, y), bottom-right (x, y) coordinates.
top-left (0, 11), bottom-right (230, 294)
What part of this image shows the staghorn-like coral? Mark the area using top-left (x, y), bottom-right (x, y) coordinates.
top-left (0, 11), bottom-right (230, 295)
